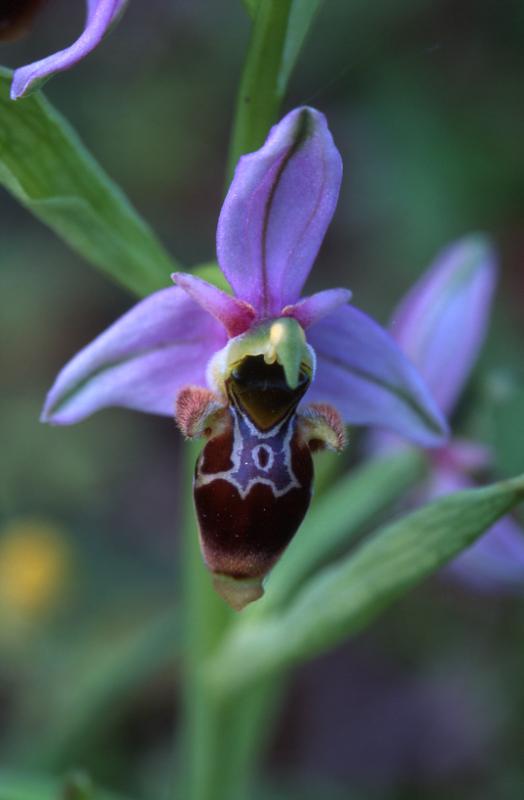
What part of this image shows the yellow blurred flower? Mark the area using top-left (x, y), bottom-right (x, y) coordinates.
top-left (0, 518), bottom-right (71, 621)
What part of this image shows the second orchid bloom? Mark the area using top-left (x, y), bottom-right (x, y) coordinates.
top-left (382, 236), bottom-right (524, 592)
top-left (42, 107), bottom-right (448, 608)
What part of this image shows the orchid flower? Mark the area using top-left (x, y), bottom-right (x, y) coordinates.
top-left (42, 107), bottom-right (447, 608)
top-left (381, 235), bottom-right (524, 592)
top-left (4, 0), bottom-right (127, 100)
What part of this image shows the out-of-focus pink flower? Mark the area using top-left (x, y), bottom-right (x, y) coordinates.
top-left (376, 236), bottom-right (524, 592)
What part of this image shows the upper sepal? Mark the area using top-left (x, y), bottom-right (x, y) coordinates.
top-left (217, 107), bottom-right (342, 316)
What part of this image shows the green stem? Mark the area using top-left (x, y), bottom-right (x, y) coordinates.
top-left (180, 448), bottom-right (278, 800)
top-left (227, 0), bottom-right (293, 181)
top-left (181, 2), bottom-right (322, 796)
top-left (180, 443), bottom-right (233, 800)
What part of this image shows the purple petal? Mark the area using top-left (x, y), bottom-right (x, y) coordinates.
top-left (172, 272), bottom-right (256, 337)
top-left (217, 107), bottom-right (342, 316)
top-left (427, 468), bottom-right (524, 593)
top-left (283, 288), bottom-right (352, 329)
top-left (390, 235), bottom-right (497, 415)
top-left (42, 287), bottom-right (226, 424)
top-left (11, 0), bottom-right (128, 100)
top-left (306, 305), bottom-right (449, 446)
top-left (448, 515), bottom-right (524, 593)
top-left (433, 439), bottom-right (492, 474)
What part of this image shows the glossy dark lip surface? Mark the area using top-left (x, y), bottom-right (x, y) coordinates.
top-left (226, 355), bottom-right (310, 431)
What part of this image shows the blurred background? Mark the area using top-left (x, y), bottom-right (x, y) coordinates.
top-left (1, 1), bottom-right (523, 798)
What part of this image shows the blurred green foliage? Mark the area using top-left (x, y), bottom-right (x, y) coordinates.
top-left (0, 1), bottom-right (523, 799)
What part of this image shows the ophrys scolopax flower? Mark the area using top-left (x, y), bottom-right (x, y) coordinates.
top-left (42, 107), bottom-right (448, 608)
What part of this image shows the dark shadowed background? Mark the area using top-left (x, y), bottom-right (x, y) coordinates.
top-left (1, 2), bottom-right (523, 798)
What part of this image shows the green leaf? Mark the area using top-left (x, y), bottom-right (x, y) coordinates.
top-left (241, 0), bottom-right (322, 55)
top-left (0, 68), bottom-right (178, 298)
top-left (207, 472), bottom-right (524, 696)
top-left (227, 0), bottom-right (324, 178)
top-left (241, 0), bottom-right (260, 18)
top-left (278, 0), bottom-right (325, 94)
top-left (259, 451), bottom-right (425, 611)
top-left (179, 441), bottom-right (236, 800)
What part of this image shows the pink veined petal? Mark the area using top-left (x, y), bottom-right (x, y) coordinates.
top-left (171, 272), bottom-right (256, 337)
top-left (41, 286), bottom-right (226, 425)
top-left (433, 438), bottom-right (493, 474)
top-left (282, 287), bottom-right (352, 329)
top-left (217, 107), bottom-right (342, 316)
top-left (427, 468), bottom-right (524, 594)
top-left (305, 305), bottom-right (449, 446)
top-left (10, 0), bottom-right (128, 99)
top-left (390, 234), bottom-right (497, 416)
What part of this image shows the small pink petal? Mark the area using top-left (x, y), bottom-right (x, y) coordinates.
top-left (172, 272), bottom-right (256, 337)
top-left (433, 439), bottom-right (493, 474)
top-left (282, 288), bottom-right (352, 329)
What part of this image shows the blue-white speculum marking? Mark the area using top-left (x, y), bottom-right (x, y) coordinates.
top-left (175, 319), bottom-right (346, 611)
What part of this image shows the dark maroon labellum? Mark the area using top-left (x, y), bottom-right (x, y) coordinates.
top-left (193, 356), bottom-right (313, 609)
top-left (0, 0), bottom-right (46, 42)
